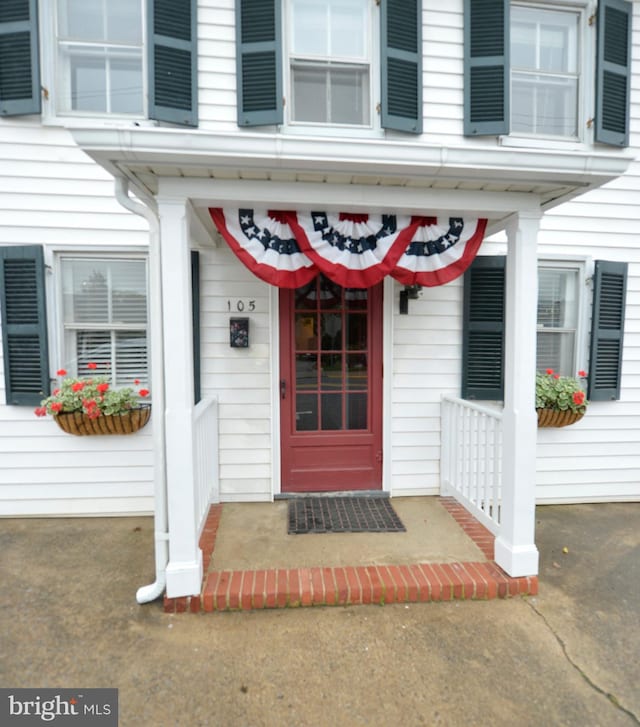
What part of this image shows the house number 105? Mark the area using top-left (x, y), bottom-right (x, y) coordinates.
top-left (227, 300), bottom-right (256, 312)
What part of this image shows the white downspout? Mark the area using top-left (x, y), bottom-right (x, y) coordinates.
top-left (114, 177), bottom-right (168, 604)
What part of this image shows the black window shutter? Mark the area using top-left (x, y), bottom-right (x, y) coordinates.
top-left (381, 0), bottom-right (422, 134)
top-left (148, 0), bottom-right (198, 127)
top-left (0, 246), bottom-right (49, 406)
top-left (595, 0), bottom-right (631, 147)
top-left (588, 260), bottom-right (627, 401)
top-left (236, 0), bottom-right (283, 126)
top-left (463, 0), bottom-right (509, 136)
top-left (462, 256), bottom-right (505, 400)
top-left (191, 250), bottom-right (201, 404)
top-left (0, 0), bottom-right (40, 117)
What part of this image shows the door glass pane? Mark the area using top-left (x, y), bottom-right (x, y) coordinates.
top-left (295, 314), bottom-right (317, 350)
top-left (296, 353), bottom-right (317, 390)
top-left (347, 354), bottom-right (367, 390)
top-left (321, 313), bottom-right (342, 349)
top-left (347, 393), bottom-right (367, 429)
top-left (346, 312), bottom-right (366, 349)
top-left (297, 394), bottom-right (318, 430)
top-left (321, 353), bottom-right (342, 389)
top-left (321, 393), bottom-right (342, 429)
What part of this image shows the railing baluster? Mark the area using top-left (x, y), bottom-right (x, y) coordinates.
top-left (440, 395), bottom-right (503, 535)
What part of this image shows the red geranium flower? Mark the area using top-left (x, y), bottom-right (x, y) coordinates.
top-left (573, 391), bottom-right (585, 405)
top-left (578, 370), bottom-right (587, 378)
top-left (34, 407), bottom-right (47, 417)
top-left (52, 388), bottom-right (60, 396)
top-left (50, 402), bottom-right (63, 413)
top-left (72, 382), bottom-right (85, 392)
top-left (138, 389), bottom-right (150, 397)
top-left (96, 383), bottom-right (109, 394)
top-left (56, 369), bottom-right (67, 376)
top-left (87, 362), bottom-right (98, 370)
top-left (134, 379), bottom-right (140, 385)
top-left (546, 368), bottom-right (554, 375)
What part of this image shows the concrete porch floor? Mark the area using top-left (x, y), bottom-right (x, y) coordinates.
top-left (164, 497), bottom-right (539, 613)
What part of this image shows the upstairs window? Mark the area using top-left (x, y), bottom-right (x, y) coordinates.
top-left (60, 257), bottom-right (149, 387)
top-left (288, 0), bottom-right (371, 126)
top-left (55, 0), bottom-right (144, 116)
top-left (511, 5), bottom-right (580, 138)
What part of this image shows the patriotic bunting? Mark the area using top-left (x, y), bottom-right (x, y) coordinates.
top-left (392, 217), bottom-right (488, 287)
top-left (209, 208), bottom-right (487, 289)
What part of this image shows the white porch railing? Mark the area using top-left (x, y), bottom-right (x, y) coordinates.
top-left (193, 397), bottom-right (219, 536)
top-left (441, 395), bottom-right (503, 535)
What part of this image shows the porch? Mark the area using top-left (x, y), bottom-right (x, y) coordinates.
top-left (164, 495), bottom-right (538, 613)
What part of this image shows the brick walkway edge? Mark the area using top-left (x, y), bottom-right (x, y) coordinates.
top-left (164, 498), bottom-right (538, 613)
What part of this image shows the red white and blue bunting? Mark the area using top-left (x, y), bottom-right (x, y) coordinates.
top-left (209, 208), bottom-right (487, 289)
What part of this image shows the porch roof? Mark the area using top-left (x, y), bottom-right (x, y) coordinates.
top-left (71, 126), bottom-right (632, 242)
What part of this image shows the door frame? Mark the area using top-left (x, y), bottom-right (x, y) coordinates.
top-left (270, 277), bottom-right (394, 498)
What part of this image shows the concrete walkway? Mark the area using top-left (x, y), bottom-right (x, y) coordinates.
top-left (1, 502), bottom-right (639, 725)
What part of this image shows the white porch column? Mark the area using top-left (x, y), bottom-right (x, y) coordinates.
top-left (494, 210), bottom-right (541, 577)
top-left (157, 196), bottom-right (202, 597)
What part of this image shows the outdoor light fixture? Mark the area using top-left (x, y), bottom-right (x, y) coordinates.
top-left (399, 284), bottom-right (422, 314)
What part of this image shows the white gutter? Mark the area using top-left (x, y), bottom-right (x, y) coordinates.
top-left (114, 177), bottom-right (168, 604)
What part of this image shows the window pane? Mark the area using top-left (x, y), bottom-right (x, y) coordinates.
top-left (292, 0), bottom-right (367, 58)
top-left (59, 0), bottom-right (141, 44)
top-left (296, 353), bottom-right (317, 390)
top-left (296, 393), bottom-right (318, 431)
top-left (321, 353), bottom-right (342, 389)
top-left (330, 67), bottom-right (369, 125)
top-left (347, 354), bottom-right (367, 390)
top-left (347, 392), bottom-right (367, 429)
top-left (536, 331), bottom-right (576, 376)
top-left (321, 392), bottom-right (342, 429)
top-left (512, 74), bottom-right (577, 136)
top-left (70, 55), bottom-right (107, 112)
top-left (511, 6), bottom-right (579, 137)
top-left (292, 66), bottom-right (328, 122)
top-left (107, 0), bottom-right (142, 44)
top-left (61, 259), bottom-right (148, 385)
top-left (320, 313), bottom-right (342, 349)
top-left (292, 0), bottom-right (327, 55)
top-left (537, 267), bottom-right (579, 376)
top-left (538, 268), bottom-right (578, 328)
top-left (111, 58), bottom-right (143, 114)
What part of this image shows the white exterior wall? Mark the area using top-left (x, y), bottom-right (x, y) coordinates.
top-left (0, 120), bottom-right (153, 516)
top-left (199, 243), bottom-right (273, 501)
top-left (0, 1), bottom-right (638, 515)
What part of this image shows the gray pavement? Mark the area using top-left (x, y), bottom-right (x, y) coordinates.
top-left (1, 501), bottom-right (639, 726)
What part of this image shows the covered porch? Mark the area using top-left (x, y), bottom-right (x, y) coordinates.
top-left (71, 126), bottom-right (630, 602)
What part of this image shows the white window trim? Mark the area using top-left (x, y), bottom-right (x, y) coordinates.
top-left (49, 250), bottom-right (150, 385)
top-left (38, 0), bottom-right (153, 128)
top-left (504, 0), bottom-right (595, 148)
top-left (537, 256), bottom-right (590, 376)
top-left (282, 0), bottom-right (382, 137)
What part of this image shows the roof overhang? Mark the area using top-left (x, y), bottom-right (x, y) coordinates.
top-left (72, 125), bottom-right (633, 239)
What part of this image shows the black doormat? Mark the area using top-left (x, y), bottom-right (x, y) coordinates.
top-left (288, 497), bottom-right (406, 534)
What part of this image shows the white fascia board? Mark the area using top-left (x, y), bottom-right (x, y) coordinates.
top-left (157, 177), bottom-right (540, 216)
top-left (70, 126), bottom-right (632, 194)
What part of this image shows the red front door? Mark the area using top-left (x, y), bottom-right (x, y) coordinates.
top-left (280, 275), bottom-right (383, 492)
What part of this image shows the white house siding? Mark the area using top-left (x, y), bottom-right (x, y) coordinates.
top-left (0, 119), bottom-right (153, 516)
top-left (199, 243), bottom-right (273, 501)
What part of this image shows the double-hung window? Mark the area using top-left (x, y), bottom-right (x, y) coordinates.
top-left (55, 0), bottom-right (144, 116)
top-left (511, 5), bottom-right (580, 138)
top-left (60, 257), bottom-right (149, 387)
top-left (536, 263), bottom-right (582, 375)
top-left (288, 0), bottom-right (371, 127)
